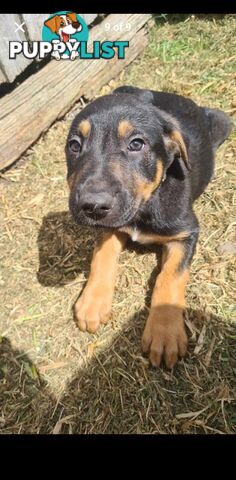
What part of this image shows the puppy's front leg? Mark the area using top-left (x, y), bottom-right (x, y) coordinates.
top-left (74, 231), bottom-right (127, 333)
top-left (142, 234), bottom-right (198, 368)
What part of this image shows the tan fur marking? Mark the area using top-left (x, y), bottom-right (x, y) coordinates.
top-left (136, 159), bottom-right (164, 202)
top-left (118, 120), bottom-right (134, 138)
top-left (78, 120), bottom-right (91, 138)
top-left (142, 240), bottom-right (189, 368)
top-left (74, 232), bottom-right (128, 333)
top-left (169, 130), bottom-right (189, 169)
top-left (152, 242), bottom-right (189, 308)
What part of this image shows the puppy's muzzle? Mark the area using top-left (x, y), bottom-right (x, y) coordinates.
top-left (78, 191), bottom-right (114, 219)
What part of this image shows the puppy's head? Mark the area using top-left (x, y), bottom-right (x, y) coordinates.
top-left (66, 87), bottom-right (190, 229)
top-left (44, 12), bottom-right (81, 36)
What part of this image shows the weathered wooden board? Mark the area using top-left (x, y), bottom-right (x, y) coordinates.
top-left (0, 14), bottom-right (31, 82)
top-left (0, 14), bottom-right (151, 170)
top-left (22, 14), bottom-right (49, 42)
top-left (80, 14), bottom-right (98, 27)
top-left (0, 68), bottom-right (7, 84)
top-left (0, 13), bottom-right (99, 83)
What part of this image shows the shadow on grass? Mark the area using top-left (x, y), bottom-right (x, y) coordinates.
top-left (0, 306), bottom-right (235, 434)
top-left (37, 211), bottom-right (96, 286)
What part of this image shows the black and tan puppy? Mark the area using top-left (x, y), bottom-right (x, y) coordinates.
top-left (66, 86), bottom-right (232, 368)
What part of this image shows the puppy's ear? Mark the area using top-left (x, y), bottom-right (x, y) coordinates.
top-left (164, 129), bottom-right (191, 171)
top-left (66, 12), bottom-right (78, 23)
top-left (44, 16), bottom-right (58, 33)
top-left (113, 85), bottom-right (154, 104)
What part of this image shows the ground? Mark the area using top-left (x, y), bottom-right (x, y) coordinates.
top-left (0, 14), bottom-right (235, 434)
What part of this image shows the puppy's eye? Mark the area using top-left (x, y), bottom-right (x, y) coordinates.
top-left (128, 138), bottom-right (145, 152)
top-left (69, 137), bottom-right (81, 154)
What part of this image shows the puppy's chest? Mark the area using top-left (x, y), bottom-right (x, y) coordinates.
top-left (119, 227), bottom-right (188, 245)
top-left (120, 227), bottom-right (144, 243)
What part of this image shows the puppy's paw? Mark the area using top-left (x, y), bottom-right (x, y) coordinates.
top-left (74, 287), bottom-right (112, 333)
top-left (141, 305), bottom-right (188, 369)
top-left (52, 50), bottom-right (60, 61)
top-left (70, 50), bottom-right (78, 60)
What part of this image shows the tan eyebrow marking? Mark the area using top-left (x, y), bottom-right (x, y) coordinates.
top-left (118, 120), bottom-right (134, 138)
top-left (78, 120), bottom-right (91, 137)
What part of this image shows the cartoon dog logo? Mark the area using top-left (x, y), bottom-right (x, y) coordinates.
top-left (44, 12), bottom-right (83, 60)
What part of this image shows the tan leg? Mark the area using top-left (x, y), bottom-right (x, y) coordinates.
top-left (74, 231), bottom-right (127, 333)
top-left (142, 241), bottom-right (189, 369)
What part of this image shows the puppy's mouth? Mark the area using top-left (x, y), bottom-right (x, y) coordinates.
top-left (62, 32), bottom-right (70, 42)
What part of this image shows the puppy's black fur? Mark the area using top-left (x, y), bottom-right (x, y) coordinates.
top-left (65, 86), bottom-right (232, 366)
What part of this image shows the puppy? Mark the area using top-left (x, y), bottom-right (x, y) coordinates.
top-left (66, 86), bottom-right (232, 368)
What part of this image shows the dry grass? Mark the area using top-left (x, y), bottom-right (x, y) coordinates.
top-left (0, 14), bottom-right (235, 434)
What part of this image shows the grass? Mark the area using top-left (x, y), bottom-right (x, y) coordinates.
top-left (0, 14), bottom-right (235, 434)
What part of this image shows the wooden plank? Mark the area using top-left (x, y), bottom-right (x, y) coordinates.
top-left (79, 14), bottom-right (99, 26)
top-left (22, 13), bottom-right (98, 41)
top-left (0, 67), bottom-right (7, 84)
top-left (0, 14), bottom-right (151, 170)
top-left (22, 14), bottom-right (49, 41)
top-left (0, 14), bottom-right (32, 82)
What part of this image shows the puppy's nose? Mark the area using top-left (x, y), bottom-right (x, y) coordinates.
top-left (80, 192), bottom-right (114, 219)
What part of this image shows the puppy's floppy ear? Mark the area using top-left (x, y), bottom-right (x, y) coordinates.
top-left (66, 12), bottom-right (78, 23)
top-left (113, 85), bottom-right (154, 104)
top-left (164, 128), bottom-right (191, 171)
top-left (170, 130), bottom-right (190, 170)
top-left (44, 16), bottom-right (58, 33)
